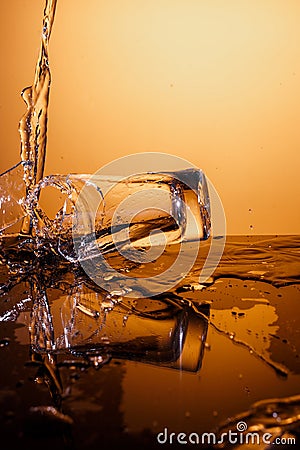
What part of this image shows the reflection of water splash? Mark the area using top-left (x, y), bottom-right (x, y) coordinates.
top-left (30, 277), bottom-right (55, 353)
top-left (214, 394), bottom-right (300, 448)
top-left (19, 0), bottom-right (57, 193)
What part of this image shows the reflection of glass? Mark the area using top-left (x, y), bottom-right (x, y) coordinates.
top-left (31, 285), bottom-right (209, 372)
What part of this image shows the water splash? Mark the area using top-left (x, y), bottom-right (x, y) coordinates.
top-left (214, 394), bottom-right (300, 448)
top-left (19, 0), bottom-right (57, 193)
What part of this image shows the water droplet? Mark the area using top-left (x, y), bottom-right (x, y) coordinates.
top-left (229, 332), bottom-right (236, 340)
top-left (103, 274), bottom-right (114, 281)
top-left (88, 354), bottom-right (111, 369)
top-left (204, 342), bottom-right (211, 350)
top-left (100, 298), bottom-right (115, 311)
top-left (101, 291), bottom-right (123, 312)
top-left (0, 338), bottom-right (10, 347)
top-left (100, 336), bottom-right (110, 345)
top-left (108, 291), bottom-right (124, 302)
top-left (34, 375), bottom-right (44, 384)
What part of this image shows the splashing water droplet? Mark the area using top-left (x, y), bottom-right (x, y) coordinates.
top-left (0, 338), bottom-right (10, 347)
top-left (88, 354), bottom-right (111, 369)
top-left (101, 291), bottom-right (124, 312)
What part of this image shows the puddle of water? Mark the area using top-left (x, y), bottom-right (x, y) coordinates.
top-left (0, 235), bottom-right (300, 448)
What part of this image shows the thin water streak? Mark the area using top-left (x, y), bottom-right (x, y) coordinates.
top-left (19, 0), bottom-right (57, 237)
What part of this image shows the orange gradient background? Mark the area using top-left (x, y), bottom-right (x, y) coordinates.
top-left (0, 0), bottom-right (299, 234)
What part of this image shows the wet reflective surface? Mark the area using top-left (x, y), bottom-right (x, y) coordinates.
top-left (0, 235), bottom-right (299, 449)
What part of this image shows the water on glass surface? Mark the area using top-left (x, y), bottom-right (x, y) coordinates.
top-left (0, 0), bottom-right (300, 448)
